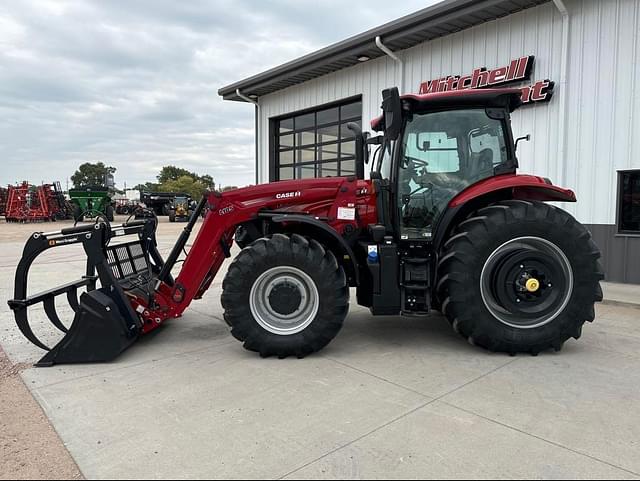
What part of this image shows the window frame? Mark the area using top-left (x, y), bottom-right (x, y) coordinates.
top-left (269, 96), bottom-right (362, 182)
top-left (617, 169), bottom-right (640, 236)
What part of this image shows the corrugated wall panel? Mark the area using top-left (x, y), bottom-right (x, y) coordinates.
top-left (256, 0), bottom-right (640, 228)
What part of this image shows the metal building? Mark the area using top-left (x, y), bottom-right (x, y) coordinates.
top-left (219, 0), bottom-right (640, 284)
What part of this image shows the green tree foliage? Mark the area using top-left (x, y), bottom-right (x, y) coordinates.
top-left (156, 166), bottom-right (194, 185)
top-left (71, 162), bottom-right (116, 188)
top-left (159, 175), bottom-right (208, 200)
top-left (156, 165), bottom-right (215, 190)
top-left (133, 182), bottom-right (159, 192)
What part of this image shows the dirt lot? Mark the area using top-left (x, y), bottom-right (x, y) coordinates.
top-left (0, 345), bottom-right (82, 480)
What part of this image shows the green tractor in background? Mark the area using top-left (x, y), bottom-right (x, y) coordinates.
top-left (69, 187), bottom-right (115, 222)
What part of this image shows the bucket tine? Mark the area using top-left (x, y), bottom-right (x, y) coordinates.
top-left (66, 286), bottom-right (80, 312)
top-left (13, 306), bottom-right (51, 352)
top-left (43, 297), bottom-right (69, 333)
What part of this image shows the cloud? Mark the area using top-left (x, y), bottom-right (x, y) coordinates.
top-left (0, 0), bottom-right (439, 189)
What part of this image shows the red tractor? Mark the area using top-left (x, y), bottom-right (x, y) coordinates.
top-left (8, 88), bottom-right (603, 366)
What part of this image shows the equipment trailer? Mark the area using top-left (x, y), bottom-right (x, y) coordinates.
top-left (8, 88), bottom-right (603, 366)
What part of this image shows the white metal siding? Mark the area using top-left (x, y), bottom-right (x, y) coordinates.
top-left (257, 0), bottom-right (640, 225)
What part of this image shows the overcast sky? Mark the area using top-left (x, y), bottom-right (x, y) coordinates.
top-left (0, 0), bottom-right (440, 189)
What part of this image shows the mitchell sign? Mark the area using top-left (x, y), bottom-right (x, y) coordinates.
top-left (418, 55), bottom-right (554, 104)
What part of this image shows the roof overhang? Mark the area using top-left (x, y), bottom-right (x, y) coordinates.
top-left (218, 0), bottom-right (550, 102)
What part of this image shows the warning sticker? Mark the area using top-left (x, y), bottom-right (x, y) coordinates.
top-left (337, 207), bottom-right (356, 221)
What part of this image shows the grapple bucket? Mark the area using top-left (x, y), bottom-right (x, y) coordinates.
top-left (7, 219), bottom-right (164, 367)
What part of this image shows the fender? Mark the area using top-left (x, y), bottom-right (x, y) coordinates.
top-left (270, 214), bottom-right (360, 286)
top-left (449, 174), bottom-right (576, 208)
top-left (433, 174), bottom-right (577, 250)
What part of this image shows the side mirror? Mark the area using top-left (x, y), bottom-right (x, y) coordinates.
top-left (347, 122), bottom-right (367, 180)
top-left (381, 87), bottom-right (402, 141)
top-left (515, 134), bottom-right (531, 152)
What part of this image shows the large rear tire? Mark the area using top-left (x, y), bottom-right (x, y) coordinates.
top-left (221, 233), bottom-right (349, 358)
top-left (105, 205), bottom-right (115, 222)
top-left (437, 200), bottom-right (604, 355)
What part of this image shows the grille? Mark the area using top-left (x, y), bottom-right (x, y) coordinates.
top-left (106, 241), bottom-right (150, 282)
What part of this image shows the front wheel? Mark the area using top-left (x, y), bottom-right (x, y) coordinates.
top-left (437, 200), bottom-right (604, 355)
top-left (221, 234), bottom-right (349, 358)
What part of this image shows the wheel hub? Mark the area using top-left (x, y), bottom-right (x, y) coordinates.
top-left (249, 266), bottom-right (319, 336)
top-left (268, 282), bottom-right (302, 316)
top-left (525, 277), bottom-right (541, 293)
top-left (480, 237), bottom-right (573, 329)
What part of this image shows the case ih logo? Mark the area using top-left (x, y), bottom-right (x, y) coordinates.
top-left (275, 191), bottom-right (301, 199)
top-left (418, 56), bottom-right (554, 104)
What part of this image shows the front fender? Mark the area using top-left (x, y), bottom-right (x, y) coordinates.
top-left (270, 214), bottom-right (360, 286)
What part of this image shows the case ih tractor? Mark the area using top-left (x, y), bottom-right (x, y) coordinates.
top-left (8, 88), bottom-right (603, 366)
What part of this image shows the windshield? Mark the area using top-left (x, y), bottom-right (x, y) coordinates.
top-left (375, 139), bottom-right (394, 180)
top-left (398, 108), bottom-right (510, 240)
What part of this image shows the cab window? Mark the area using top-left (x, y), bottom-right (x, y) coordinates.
top-left (398, 109), bottom-right (509, 240)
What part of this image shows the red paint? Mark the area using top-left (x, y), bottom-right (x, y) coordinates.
top-left (132, 177), bottom-right (377, 328)
top-left (449, 174), bottom-right (576, 208)
top-left (371, 88), bottom-right (523, 130)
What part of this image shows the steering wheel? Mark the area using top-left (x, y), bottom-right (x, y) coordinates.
top-left (404, 155), bottom-right (429, 169)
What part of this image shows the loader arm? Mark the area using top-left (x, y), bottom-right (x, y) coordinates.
top-left (136, 176), bottom-right (368, 328)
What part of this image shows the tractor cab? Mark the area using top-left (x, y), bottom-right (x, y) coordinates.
top-left (367, 87), bottom-right (522, 243)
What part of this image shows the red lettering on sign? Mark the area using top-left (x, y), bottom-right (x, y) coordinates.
top-left (418, 56), bottom-right (553, 105)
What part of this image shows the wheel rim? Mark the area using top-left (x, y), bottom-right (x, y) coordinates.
top-left (249, 266), bottom-right (319, 335)
top-left (480, 236), bottom-right (574, 329)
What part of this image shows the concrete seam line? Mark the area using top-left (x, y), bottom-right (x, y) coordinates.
top-left (439, 400), bottom-right (640, 478)
top-left (324, 356), bottom-right (433, 399)
top-left (279, 358), bottom-right (519, 479)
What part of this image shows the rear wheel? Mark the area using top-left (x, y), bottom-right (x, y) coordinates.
top-left (169, 210), bottom-right (176, 222)
top-left (105, 205), bottom-right (115, 222)
top-left (72, 205), bottom-right (84, 223)
top-left (437, 200), bottom-right (603, 355)
top-left (221, 234), bottom-right (349, 358)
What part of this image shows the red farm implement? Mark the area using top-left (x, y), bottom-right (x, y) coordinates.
top-left (5, 182), bottom-right (68, 223)
top-left (0, 186), bottom-right (7, 217)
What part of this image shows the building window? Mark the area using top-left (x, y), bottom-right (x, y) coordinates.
top-left (619, 170), bottom-right (640, 234)
top-left (273, 98), bottom-right (362, 181)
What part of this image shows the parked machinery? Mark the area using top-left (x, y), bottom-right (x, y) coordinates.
top-left (139, 191), bottom-right (190, 217)
top-left (68, 187), bottom-right (114, 222)
top-left (9, 88), bottom-right (603, 366)
top-left (4, 182), bottom-right (67, 222)
top-left (168, 195), bottom-right (191, 222)
top-left (0, 186), bottom-right (7, 217)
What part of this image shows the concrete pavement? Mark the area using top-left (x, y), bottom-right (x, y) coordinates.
top-left (1, 218), bottom-right (639, 479)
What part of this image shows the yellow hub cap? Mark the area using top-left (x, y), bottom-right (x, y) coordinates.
top-left (525, 278), bottom-right (541, 293)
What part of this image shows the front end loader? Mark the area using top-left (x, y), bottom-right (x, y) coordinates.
top-left (8, 87), bottom-right (604, 366)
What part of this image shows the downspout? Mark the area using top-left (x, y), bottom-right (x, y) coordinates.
top-left (236, 89), bottom-right (260, 185)
top-left (375, 36), bottom-right (404, 93)
top-left (553, 0), bottom-right (570, 186)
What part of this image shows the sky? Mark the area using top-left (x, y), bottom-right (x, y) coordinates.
top-left (0, 0), bottom-right (440, 190)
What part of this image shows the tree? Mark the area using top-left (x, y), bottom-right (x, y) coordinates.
top-left (199, 174), bottom-right (215, 190)
top-left (133, 182), bottom-right (159, 192)
top-left (221, 186), bottom-right (238, 192)
top-left (157, 166), bottom-right (194, 185)
top-left (159, 175), bottom-right (207, 200)
top-left (71, 162), bottom-right (116, 188)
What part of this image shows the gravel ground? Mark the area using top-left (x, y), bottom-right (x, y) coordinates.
top-left (0, 345), bottom-right (83, 480)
